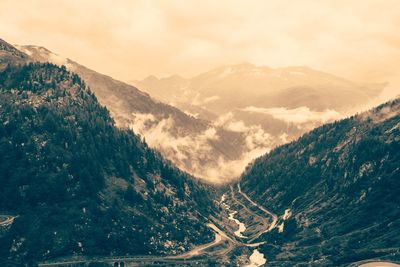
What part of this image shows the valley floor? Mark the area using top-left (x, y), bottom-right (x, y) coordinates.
top-left (32, 184), bottom-right (400, 266)
top-left (35, 183), bottom-right (277, 266)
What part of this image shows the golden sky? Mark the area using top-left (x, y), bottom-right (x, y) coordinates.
top-left (1, 0), bottom-right (400, 95)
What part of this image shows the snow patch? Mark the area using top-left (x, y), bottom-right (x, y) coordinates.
top-left (183, 110), bottom-right (199, 118)
top-left (245, 249), bottom-right (267, 267)
top-left (283, 209), bottom-right (292, 220)
top-left (277, 222), bottom-right (284, 233)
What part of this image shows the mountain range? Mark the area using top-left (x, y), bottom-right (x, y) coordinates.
top-left (0, 37), bottom-right (399, 266)
top-left (132, 62), bottom-right (387, 180)
top-left (6, 39), bottom-right (386, 183)
top-left (132, 63), bottom-right (384, 115)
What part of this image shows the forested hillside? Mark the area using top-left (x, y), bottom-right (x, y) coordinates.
top-left (0, 63), bottom-right (215, 264)
top-left (16, 43), bottom-right (248, 183)
top-left (240, 99), bottom-right (400, 266)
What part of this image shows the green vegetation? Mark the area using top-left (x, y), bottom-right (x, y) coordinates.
top-left (1, 58), bottom-right (399, 267)
top-left (0, 63), bottom-right (215, 263)
top-left (241, 99), bottom-right (400, 265)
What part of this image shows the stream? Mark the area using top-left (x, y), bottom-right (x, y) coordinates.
top-left (221, 194), bottom-right (247, 238)
top-left (220, 194), bottom-right (267, 267)
top-left (228, 211), bottom-right (247, 238)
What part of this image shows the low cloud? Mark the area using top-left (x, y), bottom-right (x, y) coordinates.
top-left (127, 107), bottom-right (351, 183)
top-left (128, 112), bottom-right (276, 183)
top-left (129, 113), bottom-right (218, 161)
top-left (214, 112), bottom-right (252, 133)
top-left (190, 93), bottom-right (220, 106)
top-left (203, 95), bottom-right (220, 104)
top-left (242, 106), bottom-right (341, 124)
top-left (226, 120), bottom-right (249, 132)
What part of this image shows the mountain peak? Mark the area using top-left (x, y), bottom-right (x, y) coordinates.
top-left (164, 74), bottom-right (186, 80)
top-left (143, 75), bottom-right (159, 82)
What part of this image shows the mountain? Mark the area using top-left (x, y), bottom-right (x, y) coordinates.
top-left (0, 39), bottom-right (29, 69)
top-left (237, 98), bottom-right (400, 265)
top-left (1, 38), bottom-right (398, 266)
top-left (11, 43), bottom-right (257, 183)
top-left (132, 63), bottom-right (385, 114)
top-left (0, 62), bottom-right (216, 264)
top-left (132, 64), bottom-right (387, 138)
top-left (131, 63), bottom-right (388, 182)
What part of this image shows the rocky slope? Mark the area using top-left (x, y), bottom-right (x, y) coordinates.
top-left (239, 98), bottom-right (400, 266)
top-left (0, 62), bottom-right (216, 265)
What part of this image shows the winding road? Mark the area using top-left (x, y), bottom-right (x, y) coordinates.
top-left (168, 222), bottom-right (235, 259)
top-left (38, 222), bottom-right (237, 266)
top-left (237, 183), bottom-right (278, 233)
top-left (0, 215), bottom-right (15, 227)
top-left (37, 184), bottom-right (279, 266)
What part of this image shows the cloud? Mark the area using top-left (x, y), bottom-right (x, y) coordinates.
top-left (3, 0), bottom-right (399, 182)
top-left (203, 127), bottom-right (218, 140)
top-left (226, 121), bottom-right (249, 132)
top-left (1, 0), bottom-right (400, 91)
top-left (242, 106), bottom-right (341, 124)
top-left (203, 95), bottom-right (220, 104)
top-left (128, 111), bottom-right (276, 183)
top-left (15, 45), bottom-right (75, 71)
top-left (128, 113), bottom-right (226, 181)
top-left (214, 112), bottom-right (235, 127)
top-left (129, 113), bottom-right (218, 157)
top-left (190, 94), bottom-right (220, 106)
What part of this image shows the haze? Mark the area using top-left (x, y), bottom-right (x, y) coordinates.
top-left (1, 0), bottom-right (400, 98)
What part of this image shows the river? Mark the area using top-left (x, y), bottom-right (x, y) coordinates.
top-left (220, 193), bottom-right (267, 266)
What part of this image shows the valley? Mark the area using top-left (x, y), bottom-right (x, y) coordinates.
top-left (37, 177), bottom-right (400, 266)
top-left (35, 183), bottom-right (276, 266)
top-left (0, 38), bottom-right (399, 266)
top-left (12, 41), bottom-right (388, 184)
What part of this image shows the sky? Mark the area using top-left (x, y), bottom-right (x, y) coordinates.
top-left (1, 0), bottom-right (400, 96)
